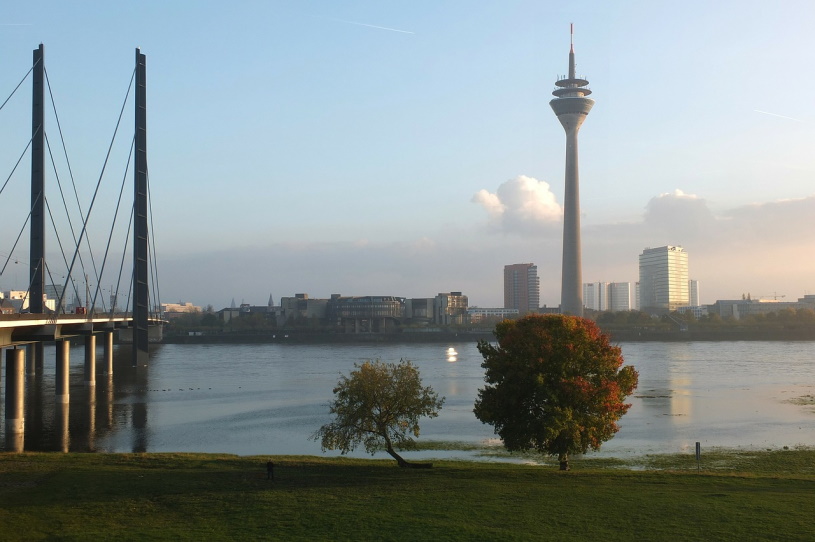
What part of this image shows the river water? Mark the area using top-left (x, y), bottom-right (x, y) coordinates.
top-left (2, 341), bottom-right (814, 460)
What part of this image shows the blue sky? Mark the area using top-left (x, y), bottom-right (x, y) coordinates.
top-left (1, 1), bottom-right (813, 309)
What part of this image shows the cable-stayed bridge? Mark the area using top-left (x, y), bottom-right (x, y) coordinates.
top-left (0, 45), bottom-right (162, 449)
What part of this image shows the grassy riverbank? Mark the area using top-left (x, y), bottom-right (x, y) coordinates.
top-left (2, 450), bottom-right (814, 540)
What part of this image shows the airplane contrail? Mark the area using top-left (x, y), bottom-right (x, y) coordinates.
top-left (753, 109), bottom-right (805, 123)
top-left (330, 18), bottom-right (414, 35)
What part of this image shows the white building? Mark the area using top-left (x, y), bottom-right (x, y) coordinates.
top-left (608, 282), bottom-right (632, 312)
top-left (583, 282), bottom-right (631, 312)
top-left (688, 279), bottom-right (700, 306)
top-left (638, 246), bottom-right (689, 312)
top-left (582, 282), bottom-right (609, 311)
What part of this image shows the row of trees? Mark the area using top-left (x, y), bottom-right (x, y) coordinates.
top-left (594, 307), bottom-right (815, 329)
top-left (313, 314), bottom-right (638, 470)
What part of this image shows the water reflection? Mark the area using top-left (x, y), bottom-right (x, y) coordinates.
top-left (3, 341), bottom-right (815, 458)
top-left (1, 344), bottom-right (153, 453)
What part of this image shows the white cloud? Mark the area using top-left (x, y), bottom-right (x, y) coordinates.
top-left (472, 175), bottom-right (562, 234)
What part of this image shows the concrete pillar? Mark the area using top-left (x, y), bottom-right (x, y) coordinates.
top-left (55, 339), bottom-right (70, 404)
top-left (5, 348), bottom-right (25, 435)
top-left (84, 334), bottom-right (96, 387)
top-left (26, 343), bottom-right (44, 375)
top-left (103, 331), bottom-right (114, 374)
top-left (56, 402), bottom-right (70, 453)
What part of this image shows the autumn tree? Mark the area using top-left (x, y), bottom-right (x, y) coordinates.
top-left (313, 359), bottom-right (444, 468)
top-left (474, 314), bottom-right (638, 470)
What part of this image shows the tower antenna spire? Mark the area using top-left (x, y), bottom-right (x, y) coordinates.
top-left (568, 23), bottom-right (576, 79)
top-left (550, 24), bottom-right (594, 317)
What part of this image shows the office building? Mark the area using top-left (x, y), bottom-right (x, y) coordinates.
top-left (688, 279), bottom-right (700, 306)
top-left (608, 282), bottom-right (632, 312)
top-left (638, 246), bottom-right (689, 312)
top-left (582, 282), bottom-right (608, 311)
top-left (504, 263), bottom-right (540, 314)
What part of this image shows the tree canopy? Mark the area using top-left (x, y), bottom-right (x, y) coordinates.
top-left (313, 359), bottom-right (444, 468)
top-left (474, 314), bottom-right (638, 470)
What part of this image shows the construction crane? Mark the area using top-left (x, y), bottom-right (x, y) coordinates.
top-left (759, 293), bottom-right (786, 301)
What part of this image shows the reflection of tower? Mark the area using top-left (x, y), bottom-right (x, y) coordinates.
top-left (550, 25), bottom-right (594, 317)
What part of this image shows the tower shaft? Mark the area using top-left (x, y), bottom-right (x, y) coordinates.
top-left (561, 126), bottom-right (582, 316)
top-left (133, 48), bottom-right (149, 366)
top-left (30, 44), bottom-right (45, 314)
top-left (550, 26), bottom-right (593, 317)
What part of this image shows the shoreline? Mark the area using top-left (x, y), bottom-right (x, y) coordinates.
top-left (156, 328), bottom-right (815, 344)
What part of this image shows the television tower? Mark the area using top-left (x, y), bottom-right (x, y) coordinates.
top-left (550, 24), bottom-right (594, 317)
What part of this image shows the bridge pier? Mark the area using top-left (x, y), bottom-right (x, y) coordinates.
top-left (103, 331), bottom-right (114, 374)
top-left (56, 339), bottom-right (70, 404)
top-left (84, 335), bottom-right (96, 387)
top-left (5, 348), bottom-right (25, 436)
top-left (26, 342), bottom-right (43, 376)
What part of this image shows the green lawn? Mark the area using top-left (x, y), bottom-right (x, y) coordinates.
top-left (1, 450), bottom-right (814, 541)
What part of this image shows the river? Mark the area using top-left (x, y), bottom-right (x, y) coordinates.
top-left (2, 341), bottom-right (814, 460)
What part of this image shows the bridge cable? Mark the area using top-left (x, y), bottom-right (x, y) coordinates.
top-left (0, 65), bottom-right (34, 114)
top-left (44, 196), bottom-right (83, 312)
top-left (45, 68), bottom-right (102, 292)
top-left (124, 267), bottom-right (134, 316)
top-left (113, 205), bottom-right (134, 316)
top-left (0, 134), bottom-right (34, 197)
top-left (0, 191), bottom-right (37, 276)
top-left (90, 136), bottom-right (134, 314)
top-left (44, 132), bottom-right (94, 302)
top-left (146, 170), bottom-right (162, 318)
top-left (45, 69), bottom-right (106, 309)
top-left (58, 67), bottom-right (136, 314)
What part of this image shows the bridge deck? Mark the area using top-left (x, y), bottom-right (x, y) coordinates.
top-left (0, 314), bottom-right (163, 347)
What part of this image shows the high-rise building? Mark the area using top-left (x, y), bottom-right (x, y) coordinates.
top-left (584, 282), bottom-right (631, 312)
top-left (582, 282), bottom-right (609, 311)
top-left (688, 279), bottom-right (700, 306)
top-left (608, 282), bottom-right (632, 312)
top-left (550, 25), bottom-right (594, 317)
top-left (504, 263), bottom-right (540, 314)
top-left (638, 246), bottom-right (689, 312)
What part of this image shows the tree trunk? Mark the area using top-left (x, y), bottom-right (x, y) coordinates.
top-left (385, 443), bottom-right (433, 469)
top-left (558, 453), bottom-right (570, 471)
top-left (385, 444), bottom-right (410, 468)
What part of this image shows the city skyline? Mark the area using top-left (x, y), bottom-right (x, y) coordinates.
top-left (0, 2), bottom-right (813, 309)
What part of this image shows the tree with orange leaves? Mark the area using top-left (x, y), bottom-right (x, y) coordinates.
top-left (474, 314), bottom-right (638, 470)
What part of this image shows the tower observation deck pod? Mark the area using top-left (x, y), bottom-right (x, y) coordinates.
top-left (549, 24), bottom-right (594, 317)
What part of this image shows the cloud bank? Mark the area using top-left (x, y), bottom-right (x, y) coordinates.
top-left (160, 189), bottom-right (814, 309)
top-left (472, 175), bottom-right (562, 234)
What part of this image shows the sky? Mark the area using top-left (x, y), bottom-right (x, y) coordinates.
top-left (0, 1), bottom-right (813, 309)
